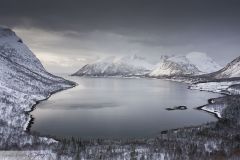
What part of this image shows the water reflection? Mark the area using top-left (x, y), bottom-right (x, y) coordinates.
top-left (38, 102), bottom-right (119, 110)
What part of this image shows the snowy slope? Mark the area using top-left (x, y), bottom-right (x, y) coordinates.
top-left (72, 55), bottom-right (154, 77)
top-left (149, 52), bottom-right (221, 77)
top-left (149, 56), bottom-right (199, 76)
top-left (190, 56), bottom-right (240, 93)
top-left (189, 56), bottom-right (240, 118)
top-left (0, 27), bottom-right (75, 130)
top-left (209, 56), bottom-right (240, 79)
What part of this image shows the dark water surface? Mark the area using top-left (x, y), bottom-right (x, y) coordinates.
top-left (31, 76), bottom-right (220, 139)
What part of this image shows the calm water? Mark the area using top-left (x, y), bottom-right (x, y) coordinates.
top-left (31, 76), bottom-right (220, 139)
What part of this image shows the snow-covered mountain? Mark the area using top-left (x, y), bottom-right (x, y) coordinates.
top-left (149, 55), bottom-right (200, 77)
top-left (190, 56), bottom-right (240, 102)
top-left (149, 52), bottom-right (221, 77)
top-left (208, 56), bottom-right (240, 79)
top-left (73, 52), bottom-right (221, 78)
top-left (0, 27), bottom-right (75, 129)
top-left (72, 55), bottom-right (154, 77)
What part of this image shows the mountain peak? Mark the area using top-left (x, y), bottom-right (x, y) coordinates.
top-left (149, 52), bottom-right (221, 77)
top-left (0, 27), bottom-right (20, 42)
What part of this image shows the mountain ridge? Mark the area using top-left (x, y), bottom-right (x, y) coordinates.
top-left (72, 55), bottom-right (154, 77)
top-left (210, 56), bottom-right (240, 79)
top-left (73, 52), bottom-right (221, 77)
top-left (149, 52), bottom-right (222, 77)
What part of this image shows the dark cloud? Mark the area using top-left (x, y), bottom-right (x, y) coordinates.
top-left (1, 0), bottom-right (240, 33)
top-left (1, 0), bottom-right (240, 73)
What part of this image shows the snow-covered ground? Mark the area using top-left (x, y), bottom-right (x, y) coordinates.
top-left (0, 150), bottom-right (58, 160)
top-left (190, 80), bottom-right (240, 118)
top-left (201, 104), bottom-right (227, 118)
top-left (190, 81), bottom-right (240, 94)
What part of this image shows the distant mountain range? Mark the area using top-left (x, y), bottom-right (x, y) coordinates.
top-left (72, 55), bottom-right (154, 77)
top-left (72, 52), bottom-right (225, 78)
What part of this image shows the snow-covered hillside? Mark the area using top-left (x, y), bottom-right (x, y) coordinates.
top-left (188, 55), bottom-right (240, 119)
top-left (208, 56), bottom-right (240, 79)
top-left (72, 55), bottom-right (154, 77)
top-left (0, 27), bottom-right (75, 130)
top-left (149, 55), bottom-right (200, 77)
top-left (190, 56), bottom-right (240, 94)
top-left (149, 52), bottom-right (221, 77)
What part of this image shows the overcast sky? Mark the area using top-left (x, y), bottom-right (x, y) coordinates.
top-left (1, 0), bottom-right (240, 73)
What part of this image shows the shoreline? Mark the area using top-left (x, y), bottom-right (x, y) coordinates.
top-left (25, 82), bottom-right (77, 134)
top-left (28, 76), bottom-right (226, 141)
top-left (196, 105), bottom-right (221, 119)
top-left (13, 76), bottom-right (240, 159)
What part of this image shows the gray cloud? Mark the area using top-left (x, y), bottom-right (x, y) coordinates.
top-left (1, 0), bottom-right (240, 73)
top-left (1, 0), bottom-right (240, 32)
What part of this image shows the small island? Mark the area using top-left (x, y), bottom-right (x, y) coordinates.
top-left (166, 106), bottom-right (188, 111)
